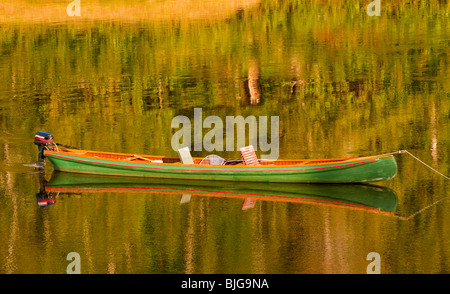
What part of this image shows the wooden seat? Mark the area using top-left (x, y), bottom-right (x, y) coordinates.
top-left (240, 145), bottom-right (260, 166)
top-left (123, 155), bottom-right (152, 162)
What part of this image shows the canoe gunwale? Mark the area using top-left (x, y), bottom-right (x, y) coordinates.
top-left (44, 148), bottom-right (392, 169)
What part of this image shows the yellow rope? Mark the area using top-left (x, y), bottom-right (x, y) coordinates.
top-left (381, 149), bottom-right (449, 221)
top-left (399, 150), bottom-right (450, 181)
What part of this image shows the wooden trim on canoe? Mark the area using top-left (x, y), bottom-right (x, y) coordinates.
top-left (44, 148), bottom-right (392, 168)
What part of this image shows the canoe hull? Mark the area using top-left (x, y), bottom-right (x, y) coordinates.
top-left (44, 150), bottom-right (398, 183)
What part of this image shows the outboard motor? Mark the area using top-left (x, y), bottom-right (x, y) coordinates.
top-left (34, 131), bottom-right (55, 170)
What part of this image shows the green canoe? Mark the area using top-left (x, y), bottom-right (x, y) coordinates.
top-left (43, 147), bottom-right (398, 183)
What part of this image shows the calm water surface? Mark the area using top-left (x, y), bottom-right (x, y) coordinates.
top-left (0, 0), bottom-right (449, 274)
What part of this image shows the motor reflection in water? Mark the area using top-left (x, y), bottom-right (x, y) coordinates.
top-left (36, 171), bottom-right (57, 207)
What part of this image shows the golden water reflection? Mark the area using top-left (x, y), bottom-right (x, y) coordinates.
top-left (0, 0), bottom-right (448, 274)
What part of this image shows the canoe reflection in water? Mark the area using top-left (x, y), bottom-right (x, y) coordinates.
top-left (37, 171), bottom-right (398, 214)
